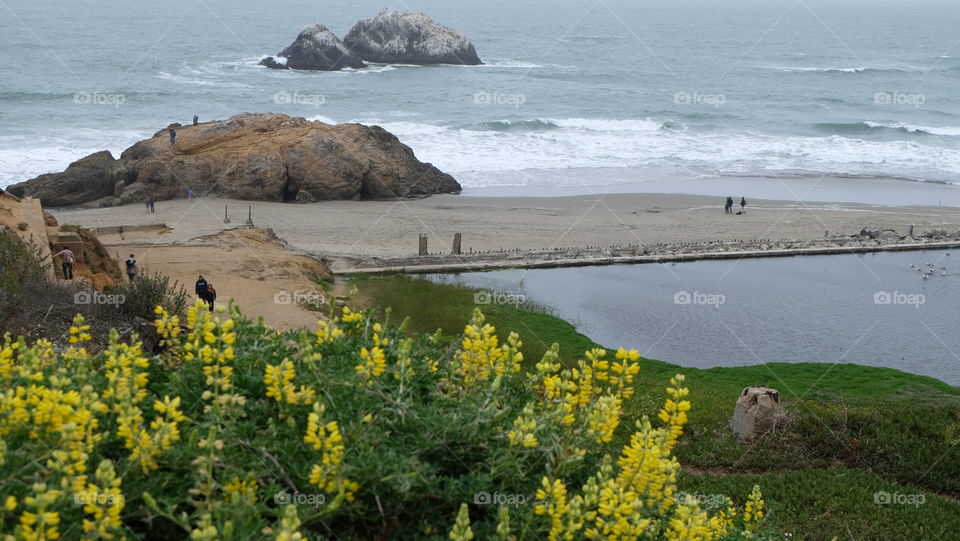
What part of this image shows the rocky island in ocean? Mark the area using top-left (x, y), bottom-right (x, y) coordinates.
top-left (8, 113), bottom-right (461, 206)
top-left (344, 9), bottom-right (481, 65)
top-left (261, 10), bottom-right (482, 70)
top-left (259, 23), bottom-right (365, 71)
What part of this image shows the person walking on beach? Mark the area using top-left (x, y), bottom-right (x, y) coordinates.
top-left (193, 115), bottom-right (199, 126)
top-left (725, 196), bottom-right (734, 214)
top-left (125, 253), bottom-right (138, 281)
top-left (195, 275), bottom-right (216, 311)
top-left (186, 188), bottom-right (195, 200)
top-left (144, 197), bottom-right (150, 213)
top-left (52, 248), bottom-right (76, 280)
top-left (169, 128), bottom-right (177, 145)
top-left (740, 197), bottom-right (747, 213)
top-left (148, 197), bottom-right (155, 213)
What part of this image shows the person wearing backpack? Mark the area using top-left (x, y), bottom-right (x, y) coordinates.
top-left (125, 254), bottom-right (138, 281)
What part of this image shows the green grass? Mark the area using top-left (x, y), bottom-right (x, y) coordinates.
top-left (352, 274), bottom-right (599, 364)
top-left (352, 273), bottom-right (960, 539)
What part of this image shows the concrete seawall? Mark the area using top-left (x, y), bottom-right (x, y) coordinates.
top-left (335, 240), bottom-right (960, 275)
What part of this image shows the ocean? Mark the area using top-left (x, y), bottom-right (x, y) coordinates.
top-left (2, 0), bottom-right (960, 203)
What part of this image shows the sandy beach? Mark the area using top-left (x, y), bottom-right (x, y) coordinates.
top-left (54, 193), bottom-right (960, 266)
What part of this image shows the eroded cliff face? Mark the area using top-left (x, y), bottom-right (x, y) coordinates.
top-left (9, 113), bottom-right (461, 207)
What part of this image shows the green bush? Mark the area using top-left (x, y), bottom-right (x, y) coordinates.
top-left (111, 271), bottom-right (188, 320)
top-left (0, 303), bottom-right (774, 540)
top-left (0, 227), bottom-right (49, 326)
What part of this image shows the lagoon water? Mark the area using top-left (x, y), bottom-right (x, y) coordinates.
top-left (3, 0), bottom-right (960, 203)
top-left (426, 250), bottom-right (960, 385)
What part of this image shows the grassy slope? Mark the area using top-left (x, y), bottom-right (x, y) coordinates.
top-left (352, 274), bottom-right (960, 541)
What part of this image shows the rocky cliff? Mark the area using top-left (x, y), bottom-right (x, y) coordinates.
top-left (260, 23), bottom-right (365, 70)
top-left (8, 113), bottom-right (461, 207)
top-left (343, 9), bottom-right (482, 65)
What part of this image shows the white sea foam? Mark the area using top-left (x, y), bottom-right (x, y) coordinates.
top-left (156, 71), bottom-right (252, 89)
top-left (371, 118), bottom-right (960, 185)
top-left (758, 65), bottom-right (926, 74)
top-left (0, 130), bottom-right (145, 188)
top-left (864, 121), bottom-right (960, 136)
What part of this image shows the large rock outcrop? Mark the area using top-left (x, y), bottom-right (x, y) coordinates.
top-left (13, 151), bottom-right (126, 207)
top-left (260, 23), bottom-right (365, 71)
top-left (8, 113), bottom-right (461, 207)
top-left (344, 9), bottom-right (482, 65)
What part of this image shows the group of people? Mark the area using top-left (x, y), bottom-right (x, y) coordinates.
top-left (54, 250), bottom-right (217, 312)
top-left (143, 197), bottom-right (156, 213)
top-left (724, 196), bottom-right (747, 215)
top-left (195, 275), bottom-right (216, 311)
top-left (51, 250), bottom-right (140, 282)
top-left (168, 115), bottom-right (199, 146)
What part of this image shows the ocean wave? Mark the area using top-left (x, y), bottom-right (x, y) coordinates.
top-left (472, 119), bottom-right (560, 132)
top-left (156, 71), bottom-right (252, 89)
top-left (0, 130), bottom-right (145, 187)
top-left (458, 117), bottom-right (680, 134)
top-left (757, 65), bottom-right (926, 74)
top-left (815, 121), bottom-right (960, 136)
top-left (465, 60), bottom-right (544, 69)
top-left (370, 118), bottom-right (960, 185)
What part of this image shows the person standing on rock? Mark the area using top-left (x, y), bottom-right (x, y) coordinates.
top-left (125, 253), bottom-right (138, 281)
top-left (169, 128), bottom-right (177, 145)
top-left (740, 197), bottom-right (747, 213)
top-left (193, 115), bottom-right (199, 126)
top-left (52, 248), bottom-right (76, 280)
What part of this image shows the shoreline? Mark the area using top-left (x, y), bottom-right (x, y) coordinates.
top-left (51, 192), bottom-right (960, 274)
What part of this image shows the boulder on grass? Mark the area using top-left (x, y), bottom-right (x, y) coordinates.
top-left (731, 386), bottom-right (787, 440)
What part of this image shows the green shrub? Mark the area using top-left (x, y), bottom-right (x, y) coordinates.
top-left (0, 227), bottom-right (49, 326)
top-left (111, 271), bottom-right (188, 320)
top-left (0, 303), bottom-right (775, 540)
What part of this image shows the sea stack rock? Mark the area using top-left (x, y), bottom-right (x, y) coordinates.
top-left (8, 113), bottom-right (461, 207)
top-left (260, 23), bottom-right (366, 71)
top-left (344, 9), bottom-right (482, 65)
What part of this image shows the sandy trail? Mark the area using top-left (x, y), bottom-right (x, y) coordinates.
top-left (103, 228), bottom-right (330, 330)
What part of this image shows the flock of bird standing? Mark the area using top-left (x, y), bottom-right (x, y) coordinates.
top-left (910, 253), bottom-right (951, 280)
